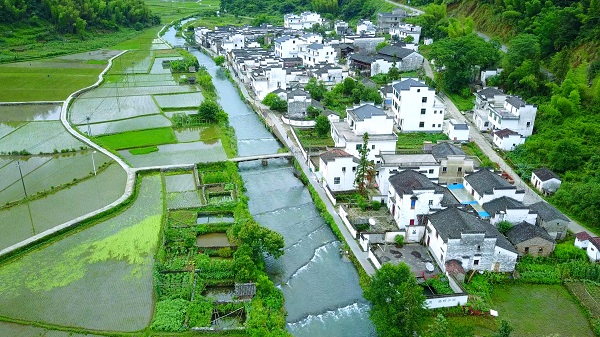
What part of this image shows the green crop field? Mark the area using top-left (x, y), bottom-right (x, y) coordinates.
top-left (96, 127), bottom-right (177, 150)
top-left (491, 284), bottom-right (594, 337)
top-left (0, 65), bottom-right (103, 102)
top-left (0, 175), bottom-right (163, 331)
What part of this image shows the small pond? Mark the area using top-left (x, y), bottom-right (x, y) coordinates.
top-left (196, 232), bottom-right (231, 248)
top-left (202, 286), bottom-right (235, 302)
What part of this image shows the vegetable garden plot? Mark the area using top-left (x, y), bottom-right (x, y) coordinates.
top-left (69, 95), bottom-right (160, 124)
top-left (166, 191), bottom-right (205, 209)
top-left (0, 121), bottom-right (86, 154)
top-left (0, 175), bottom-right (163, 331)
top-left (154, 92), bottom-right (204, 109)
top-left (0, 103), bottom-right (62, 122)
top-left (119, 141), bottom-right (227, 168)
top-left (81, 115), bottom-right (172, 136)
top-left (164, 173), bottom-right (197, 193)
top-left (0, 163), bottom-right (127, 250)
top-left (0, 152), bottom-right (112, 205)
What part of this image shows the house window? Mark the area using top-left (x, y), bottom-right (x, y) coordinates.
top-left (477, 245), bottom-right (481, 251)
top-left (524, 247), bottom-right (530, 254)
top-left (421, 108), bottom-right (426, 114)
top-left (442, 167), bottom-right (447, 172)
top-left (474, 259), bottom-right (480, 266)
top-left (356, 144), bottom-right (362, 150)
top-left (434, 110), bottom-right (437, 114)
top-left (422, 97), bottom-right (427, 103)
top-left (428, 200), bottom-right (433, 206)
top-left (352, 166), bottom-right (356, 172)
top-left (428, 169), bottom-right (434, 174)
top-left (334, 177), bottom-right (341, 184)
top-left (458, 167), bottom-right (462, 172)
top-left (417, 89), bottom-right (420, 92)
top-left (527, 121), bottom-right (531, 128)
top-left (432, 124), bottom-right (436, 128)
top-left (438, 124), bottom-right (441, 127)
top-left (409, 219), bottom-right (415, 226)
top-left (372, 145), bottom-right (375, 150)
top-left (419, 122), bottom-right (424, 128)
top-left (410, 199), bottom-right (416, 209)
top-left (538, 247), bottom-right (543, 254)
top-left (342, 167), bottom-right (346, 172)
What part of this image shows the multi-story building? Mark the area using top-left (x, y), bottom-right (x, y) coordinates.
top-left (473, 87), bottom-right (537, 137)
top-left (284, 12), bottom-right (323, 30)
top-left (390, 78), bottom-right (446, 132)
top-left (376, 8), bottom-right (408, 32)
top-left (299, 43), bottom-right (336, 66)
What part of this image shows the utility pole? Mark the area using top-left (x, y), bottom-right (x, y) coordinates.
top-left (91, 150), bottom-right (97, 176)
top-left (86, 116), bottom-right (92, 136)
top-left (16, 160), bottom-right (28, 198)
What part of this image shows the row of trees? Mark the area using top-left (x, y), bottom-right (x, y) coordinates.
top-left (0, 0), bottom-right (160, 34)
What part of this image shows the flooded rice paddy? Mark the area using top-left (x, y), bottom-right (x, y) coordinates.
top-left (154, 92), bottom-right (204, 109)
top-left (0, 163), bottom-right (126, 250)
top-left (82, 114), bottom-right (172, 136)
top-left (120, 141), bottom-right (227, 167)
top-left (0, 121), bottom-right (86, 154)
top-left (0, 175), bottom-right (162, 331)
top-left (164, 173), bottom-right (197, 192)
top-left (0, 103), bottom-right (61, 122)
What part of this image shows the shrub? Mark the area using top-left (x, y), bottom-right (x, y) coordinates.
top-left (395, 235), bottom-right (404, 247)
top-left (151, 299), bottom-right (188, 332)
top-left (371, 200), bottom-right (382, 211)
top-left (188, 298), bottom-right (213, 328)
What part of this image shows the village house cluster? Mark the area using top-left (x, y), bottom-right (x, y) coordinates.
top-left (195, 10), bottom-right (573, 308)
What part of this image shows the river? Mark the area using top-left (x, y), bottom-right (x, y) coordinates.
top-left (162, 23), bottom-right (376, 337)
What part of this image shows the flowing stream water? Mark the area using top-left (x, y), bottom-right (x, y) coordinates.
top-left (162, 25), bottom-right (376, 337)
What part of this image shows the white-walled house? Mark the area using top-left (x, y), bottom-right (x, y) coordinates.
top-left (387, 170), bottom-right (445, 242)
top-left (250, 67), bottom-right (287, 100)
top-left (463, 169), bottom-right (525, 205)
top-left (330, 103), bottom-right (397, 162)
top-left (357, 20), bottom-right (377, 35)
top-left (375, 152), bottom-right (439, 197)
top-left (473, 88), bottom-right (536, 138)
top-left (482, 196), bottom-right (537, 226)
top-left (575, 232), bottom-right (592, 249)
top-left (425, 207), bottom-right (518, 273)
top-left (431, 142), bottom-right (477, 185)
top-left (389, 23), bottom-right (421, 43)
top-left (319, 149), bottom-right (358, 192)
top-left (391, 78), bottom-right (446, 132)
top-left (492, 128), bottom-right (525, 151)
top-left (531, 168), bottom-right (562, 195)
top-left (299, 43), bottom-right (336, 66)
top-left (587, 238), bottom-right (600, 262)
top-left (529, 201), bottom-right (569, 240)
top-left (445, 119), bottom-right (470, 142)
top-left (309, 64), bottom-right (346, 86)
top-left (284, 12), bottom-right (322, 29)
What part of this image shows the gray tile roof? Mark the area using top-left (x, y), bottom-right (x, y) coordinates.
top-left (532, 168), bottom-right (560, 181)
top-left (506, 96), bottom-right (526, 108)
top-left (506, 222), bottom-right (554, 245)
top-left (465, 169), bottom-right (515, 195)
top-left (349, 104), bottom-right (386, 121)
top-left (449, 120), bottom-right (469, 130)
top-left (494, 128), bottom-right (519, 139)
top-left (431, 142), bottom-right (465, 159)
top-left (429, 208), bottom-right (518, 253)
top-left (477, 87), bottom-right (503, 99)
top-left (275, 35), bottom-right (292, 43)
top-left (392, 78), bottom-right (429, 91)
top-left (377, 45), bottom-right (414, 59)
top-left (287, 88), bottom-right (310, 99)
top-left (389, 170), bottom-right (436, 195)
top-left (320, 148), bottom-right (354, 163)
top-left (529, 201), bottom-right (569, 222)
top-left (307, 42), bottom-right (324, 50)
top-left (349, 53), bottom-right (375, 64)
top-left (380, 85), bottom-right (393, 94)
top-left (482, 196), bottom-right (528, 216)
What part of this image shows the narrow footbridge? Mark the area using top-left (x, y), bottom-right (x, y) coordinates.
top-left (230, 152), bottom-right (292, 163)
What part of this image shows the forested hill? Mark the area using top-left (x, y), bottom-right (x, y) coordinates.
top-left (0, 0), bottom-right (159, 35)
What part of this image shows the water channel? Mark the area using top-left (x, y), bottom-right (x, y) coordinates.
top-left (162, 24), bottom-right (376, 336)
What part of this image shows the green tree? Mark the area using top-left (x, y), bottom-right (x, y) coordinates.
top-left (307, 106), bottom-right (322, 119)
top-left (214, 55), bottom-right (226, 66)
top-left (232, 220), bottom-right (285, 260)
top-left (495, 320), bottom-right (514, 337)
top-left (305, 78), bottom-right (327, 101)
top-left (354, 133), bottom-right (372, 193)
top-left (376, 41), bottom-right (389, 51)
top-left (342, 77), bottom-right (356, 96)
top-left (314, 115), bottom-right (330, 137)
top-left (262, 92), bottom-right (287, 112)
top-left (403, 35), bottom-right (414, 43)
top-left (497, 221), bottom-right (513, 234)
top-left (198, 100), bottom-right (222, 123)
top-left (423, 314), bottom-right (448, 337)
top-left (388, 66), bottom-right (400, 81)
top-left (364, 263), bottom-right (426, 337)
